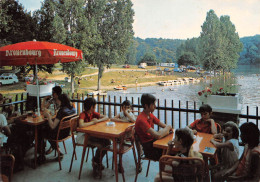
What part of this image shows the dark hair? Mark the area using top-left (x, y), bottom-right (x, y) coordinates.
top-left (84, 98), bottom-right (96, 111)
top-left (175, 128), bottom-right (194, 151)
top-left (122, 100), bottom-right (131, 107)
top-left (199, 104), bottom-right (212, 113)
top-left (58, 94), bottom-right (72, 109)
top-left (52, 86), bottom-right (62, 96)
top-left (223, 121), bottom-right (239, 139)
top-left (240, 122), bottom-right (259, 148)
top-left (141, 94), bottom-right (156, 108)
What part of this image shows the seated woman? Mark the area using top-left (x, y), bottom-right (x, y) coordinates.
top-left (154, 127), bottom-right (203, 182)
top-left (38, 94), bottom-right (76, 163)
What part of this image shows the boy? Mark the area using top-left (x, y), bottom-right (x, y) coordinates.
top-left (188, 104), bottom-right (217, 134)
top-left (111, 100), bottom-right (136, 123)
top-left (135, 93), bottom-right (172, 161)
top-left (77, 98), bottom-right (111, 178)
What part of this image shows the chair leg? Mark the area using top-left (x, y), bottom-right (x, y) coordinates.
top-left (134, 158), bottom-right (141, 182)
top-left (86, 148), bottom-right (90, 162)
top-left (146, 160), bottom-right (151, 177)
top-left (56, 142), bottom-right (62, 170)
top-left (132, 145), bottom-right (138, 167)
top-left (69, 147), bottom-right (76, 172)
top-left (63, 141), bottom-right (67, 154)
top-left (106, 152), bottom-right (109, 168)
top-left (119, 154), bottom-right (125, 182)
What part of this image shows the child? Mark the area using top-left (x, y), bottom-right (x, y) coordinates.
top-left (154, 127), bottom-right (203, 182)
top-left (210, 121), bottom-right (240, 182)
top-left (76, 98), bottom-right (111, 178)
top-left (135, 93), bottom-right (172, 161)
top-left (223, 122), bottom-right (260, 181)
top-left (188, 104), bottom-right (217, 134)
top-left (111, 100), bottom-right (136, 123)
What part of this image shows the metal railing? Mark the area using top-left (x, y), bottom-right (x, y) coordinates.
top-left (1, 93), bottom-right (259, 128)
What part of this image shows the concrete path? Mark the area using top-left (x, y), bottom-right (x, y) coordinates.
top-left (12, 139), bottom-right (158, 182)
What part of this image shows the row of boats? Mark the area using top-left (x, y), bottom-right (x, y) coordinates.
top-left (157, 77), bottom-right (201, 86)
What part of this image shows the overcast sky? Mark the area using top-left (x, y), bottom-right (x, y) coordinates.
top-left (19, 0), bottom-right (260, 39)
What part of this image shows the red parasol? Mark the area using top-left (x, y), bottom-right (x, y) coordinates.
top-left (0, 40), bottom-right (83, 114)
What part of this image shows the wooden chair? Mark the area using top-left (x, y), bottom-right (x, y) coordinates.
top-left (159, 155), bottom-right (205, 182)
top-left (100, 125), bottom-right (137, 182)
top-left (0, 154), bottom-right (15, 182)
top-left (133, 126), bottom-right (156, 182)
top-left (68, 116), bottom-right (109, 172)
top-left (47, 113), bottom-right (77, 170)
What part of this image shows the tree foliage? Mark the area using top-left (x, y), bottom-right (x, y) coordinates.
top-left (177, 52), bottom-right (198, 66)
top-left (239, 35), bottom-right (260, 64)
top-left (139, 53), bottom-right (157, 65)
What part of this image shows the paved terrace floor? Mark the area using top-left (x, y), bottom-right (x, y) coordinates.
top-left (12, 138), bottom-right (244, 182)
top-left (12, 139), bottom-right (158, 182)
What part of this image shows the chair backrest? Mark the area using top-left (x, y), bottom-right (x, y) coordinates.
top-left (159, 155), bottom-right (205, 182)
top-left (69, 116), bottom-right (79, 146)
top-left (216, 123), bottom-right (221, 133)
top-left (132, 126), bottom-right (144, 159)
top-left (0, 154), bottom-right (15, 182)
top-left (56, 113), bottom-right (77, 140)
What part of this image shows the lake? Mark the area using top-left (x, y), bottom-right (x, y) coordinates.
top-left (106, 65), bottom-right (260, 127)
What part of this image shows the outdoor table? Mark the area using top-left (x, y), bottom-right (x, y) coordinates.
top-left (153, 131), bottom-right (217, 179)
top-left (16, 113), bottom-right (49, 168)
top-left (77, 121), bottom-right (134, 182)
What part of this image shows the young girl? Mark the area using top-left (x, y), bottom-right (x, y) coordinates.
top-left (210, 121), bottom-right (240, 182)
top-left (222, 122), bottom-right (260, 181)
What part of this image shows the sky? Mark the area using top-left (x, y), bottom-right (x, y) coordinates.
top-left (19, 0), bottom-right (260, 40)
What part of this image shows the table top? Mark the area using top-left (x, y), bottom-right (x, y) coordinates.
top-left (153, 131), bottom-right (216, 157)
top-left (16, 113), bottom-right (48, 126)
top-left (77, 121), bottom-right (134, 138)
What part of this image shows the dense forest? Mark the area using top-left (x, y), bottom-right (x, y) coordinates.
top-left (129, 35), bottom-right (260, 66)
top-left (239, 35), bottom-right (260, 64)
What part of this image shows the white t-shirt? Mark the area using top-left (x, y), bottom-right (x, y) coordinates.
top-left (0, 114), bottom-right (8, 146)
top-left (119, 111), bottom-right (136, 122)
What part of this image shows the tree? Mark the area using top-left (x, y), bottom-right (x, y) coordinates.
top-left (86, 0), bottom-right (134, 90)
top-left (139, 53), bottom-right (157, 65)
top-left (177, 52), bottom-right (198, 66)
top-left (199, 10), bottom-right (223, 72)
top-left (219, 16), bottom-right (243, 71)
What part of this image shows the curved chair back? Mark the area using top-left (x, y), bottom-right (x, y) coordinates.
top-left (159, 155), bottom-right (205, 182)
top-left (0, 154), bottom-right (15, 182)
top-left (56, 113), bottom-right (77, 141)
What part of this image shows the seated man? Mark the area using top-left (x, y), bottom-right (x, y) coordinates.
top-left (135, 93), bottom-right (172, 161)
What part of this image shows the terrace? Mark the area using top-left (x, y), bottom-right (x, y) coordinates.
top-left (1, 93), bottom-right (258, 182)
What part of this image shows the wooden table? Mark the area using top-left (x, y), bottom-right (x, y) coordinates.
top-left (77, 121), bottom-right (134, 182)
top-left (17, 114), bottom-right (47, 168)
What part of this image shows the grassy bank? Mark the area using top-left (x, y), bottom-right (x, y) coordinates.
top-left (0, 66), bottom-right (200, 96)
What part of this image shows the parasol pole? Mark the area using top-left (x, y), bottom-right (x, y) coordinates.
top-left (35, 59), bottom-right (41, 116)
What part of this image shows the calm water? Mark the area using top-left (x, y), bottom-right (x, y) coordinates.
top-left (106, 65), bottom-right (260, 126)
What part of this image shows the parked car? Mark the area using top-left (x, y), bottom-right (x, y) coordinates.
top-left (0, 76), bottom-right (19, 86)
top-left (122, 64), bottom-right (130, 68)
top-left (138, 65), bottom-right (145, 69)
top-left (164, 68), bottom-right (170, 72)
top-left (0, 73), bottom-right (18, 79)
top-left (173, 68), bottom-right (182, 72)
top-left (156, 67), bottom-right (161, 71)
top-left (24, 74), bottom-right (34, 82)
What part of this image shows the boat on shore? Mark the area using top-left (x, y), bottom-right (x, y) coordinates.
top-left (88, 90), bottom-right (107, 96)
top-left (114, 85), bottom-right (127, 90)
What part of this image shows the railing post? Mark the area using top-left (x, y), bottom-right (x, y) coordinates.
top-left (256, 107), bottom-right (259, 126)
top-left (186, 101), bottom-right (189, 126)
top-left (114, 96), bottom-right (117, 116)
top-left (171, 100), bottom-right (174, 128)
top-left (102, 95), bottom-right (106, 115)
top-left (179, 100), bottom-right (181, 128)
top-left (77, 93), bottom-right (80, 115)
top-left (164, 99), bottom-right (167, 125)
top-left (108, 96), bottom-right (111, 118)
